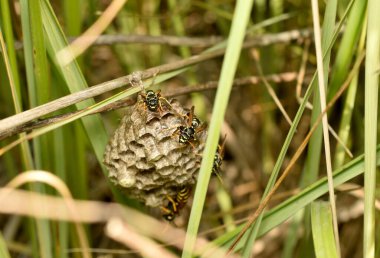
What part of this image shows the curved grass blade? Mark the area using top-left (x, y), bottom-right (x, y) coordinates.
top-left (311, 202), bottom-right (339, 258)
top-left (204, 145), bottom-right (380, 253)
top-left (0, 232), bottom-right (11, 258)
top-left (40, 0), bottom-right (109, 166)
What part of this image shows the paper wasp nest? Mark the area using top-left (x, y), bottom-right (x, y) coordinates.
top-left (103, 96), bottom-right (206, 207)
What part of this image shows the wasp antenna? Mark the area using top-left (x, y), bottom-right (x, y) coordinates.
top-left (158, 94), bottom-right (174, 111)
top-left (188, 141), bottom-right (197, 149)
top-left (214, 170), bottom-right (225, 186)
top-left (219, 134), bottom-right (227, 158)
top-left (188, 106), bottom-right (195, 123)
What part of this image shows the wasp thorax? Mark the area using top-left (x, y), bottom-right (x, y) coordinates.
top-left (145, 90), bottom-right (159, 111)
top-left (179, 126), bottom-right (196, 143)
top-left (103, 97), bottom-right (207, 207)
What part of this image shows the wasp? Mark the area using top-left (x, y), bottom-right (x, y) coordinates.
top-left (173, 106), bottom-right (206, 147)
top-left (139, 89), bottom-right (171, 113)
top-left (212, 135), bottom-right (227, 178)
top-left (161, 186), bottom-right (192, 221)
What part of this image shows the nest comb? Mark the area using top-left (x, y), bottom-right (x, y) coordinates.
top-left (103, 95), bottom-right (206, 207)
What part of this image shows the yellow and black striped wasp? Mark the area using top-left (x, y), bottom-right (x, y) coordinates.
top-left (161, 186), bottom-right (192, 221)
top-left (139, 89), bottom-right (172, 113)
top-left (172, 106), bottom-right (206, 148)
top-left (210, 135), bottom-right (227, 184)
top-left (213, 135), bottom-right (227, 176)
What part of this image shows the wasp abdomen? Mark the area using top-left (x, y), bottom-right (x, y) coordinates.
top-left (212, 153), bottom-right (223, 174)
top-left (161, 186), bottom-right (192, 221)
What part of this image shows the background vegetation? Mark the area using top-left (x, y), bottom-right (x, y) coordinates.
top-left (0, 0), bottom-right (378, 257)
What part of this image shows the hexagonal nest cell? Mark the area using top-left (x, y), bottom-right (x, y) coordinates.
top-left (103, 95), bottom-right (207, 207)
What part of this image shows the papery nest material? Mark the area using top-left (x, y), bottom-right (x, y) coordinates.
top-left (104, 96), bottom-right (206, 207)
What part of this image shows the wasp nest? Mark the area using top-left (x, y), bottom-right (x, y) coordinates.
top-left (103, 96), bottom-right (206, 207)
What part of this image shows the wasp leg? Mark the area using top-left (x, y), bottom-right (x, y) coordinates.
top-left (171, 127), bottom-right (180, 138)
top-left (159, 96), bottom-right (174, 112)
top-left (213, 167), bottom-right (225, 185)
top-left (136, 92), bottom-right (148, 111)
top-left (166, 196), bottom-right (178, 213)
top-left (187, 106), bottom-right (195, 124)
top-left (161, 206), bottom-right (176, 222)
top-left (153, 90), bottom-right (165, 115)
top-left (195, 123), bottom-right (207, 134)
top-left (187, 140), bottom-right (197, 149)
top-left (160, 206), bottom-right (172, 214)
top-left (161, 125), bottom-right (181, 137)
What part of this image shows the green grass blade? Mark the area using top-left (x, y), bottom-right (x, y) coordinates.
top-left (168, 0), bottom-right (206, 138)
top-left (206, 145), bottom-right (380, 253)
top-left (333, 14), bottom-right (367, 169)
top-left (0, 2), bottom-right (34, 171)
top-left (328, 0), bottom-right (367, 101)
top-left (312, 0), bottom-right (340, 254)
top-left (193, 1), bottom-right (233, 21)
top-left (144, 0), bottom-right (162, 66)
top-left (286, 1), bottom-right (337, 257)
top-left (243, 1), bottom-right (339, 255)
top-left (53, 128), bottom-right (69, 258)
top-left (19, 0), bottom-right (36, 107)
top-left (168, 0), bottom-right (191, 58)
top-left (27, 0), bottom-right (50, 106)
top-left (0, 2), bottom-right (44, 257)
top-left (258, 148), bottom-right (369, 238)
top-left (61, 0), bottom-right (85, 252)
top-left (38, 0), bottom-right (138, 213)
top-left (181, 0), bottom-right (254, 257)
top-left (107, 5), bottom-right (143, 70)
top-left (0, 232), bottom-right (11, 258)
top-left (303, 0), bottom-right (337, 191)
top-left (282, 2), bottom-right (356, 256)
top-left (311, 202), bottom-right (339, 258)
top-left (40, 0), bottom-right (109, 170)
top-left (0, 0), bottom-right (21, 102)
top-left (20, 1), bottom-right (54, 256)
top-left (63, 0), bottom-right (82, 36)
top-left (364, 0), bottom-right (380, 257)
top-left (242, 73), bottom-right (315, 257)
top-left (244, 1), bottom-right (335, 257)
top-left (215, 184), bottom-right (235, 232)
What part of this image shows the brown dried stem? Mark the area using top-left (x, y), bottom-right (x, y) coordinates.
top-left (0, 72), bottom-right (299, 140)
top-left (0, 28), bottom-right (312, 138)
top-left (13, 28), bottom-right (312, 50)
